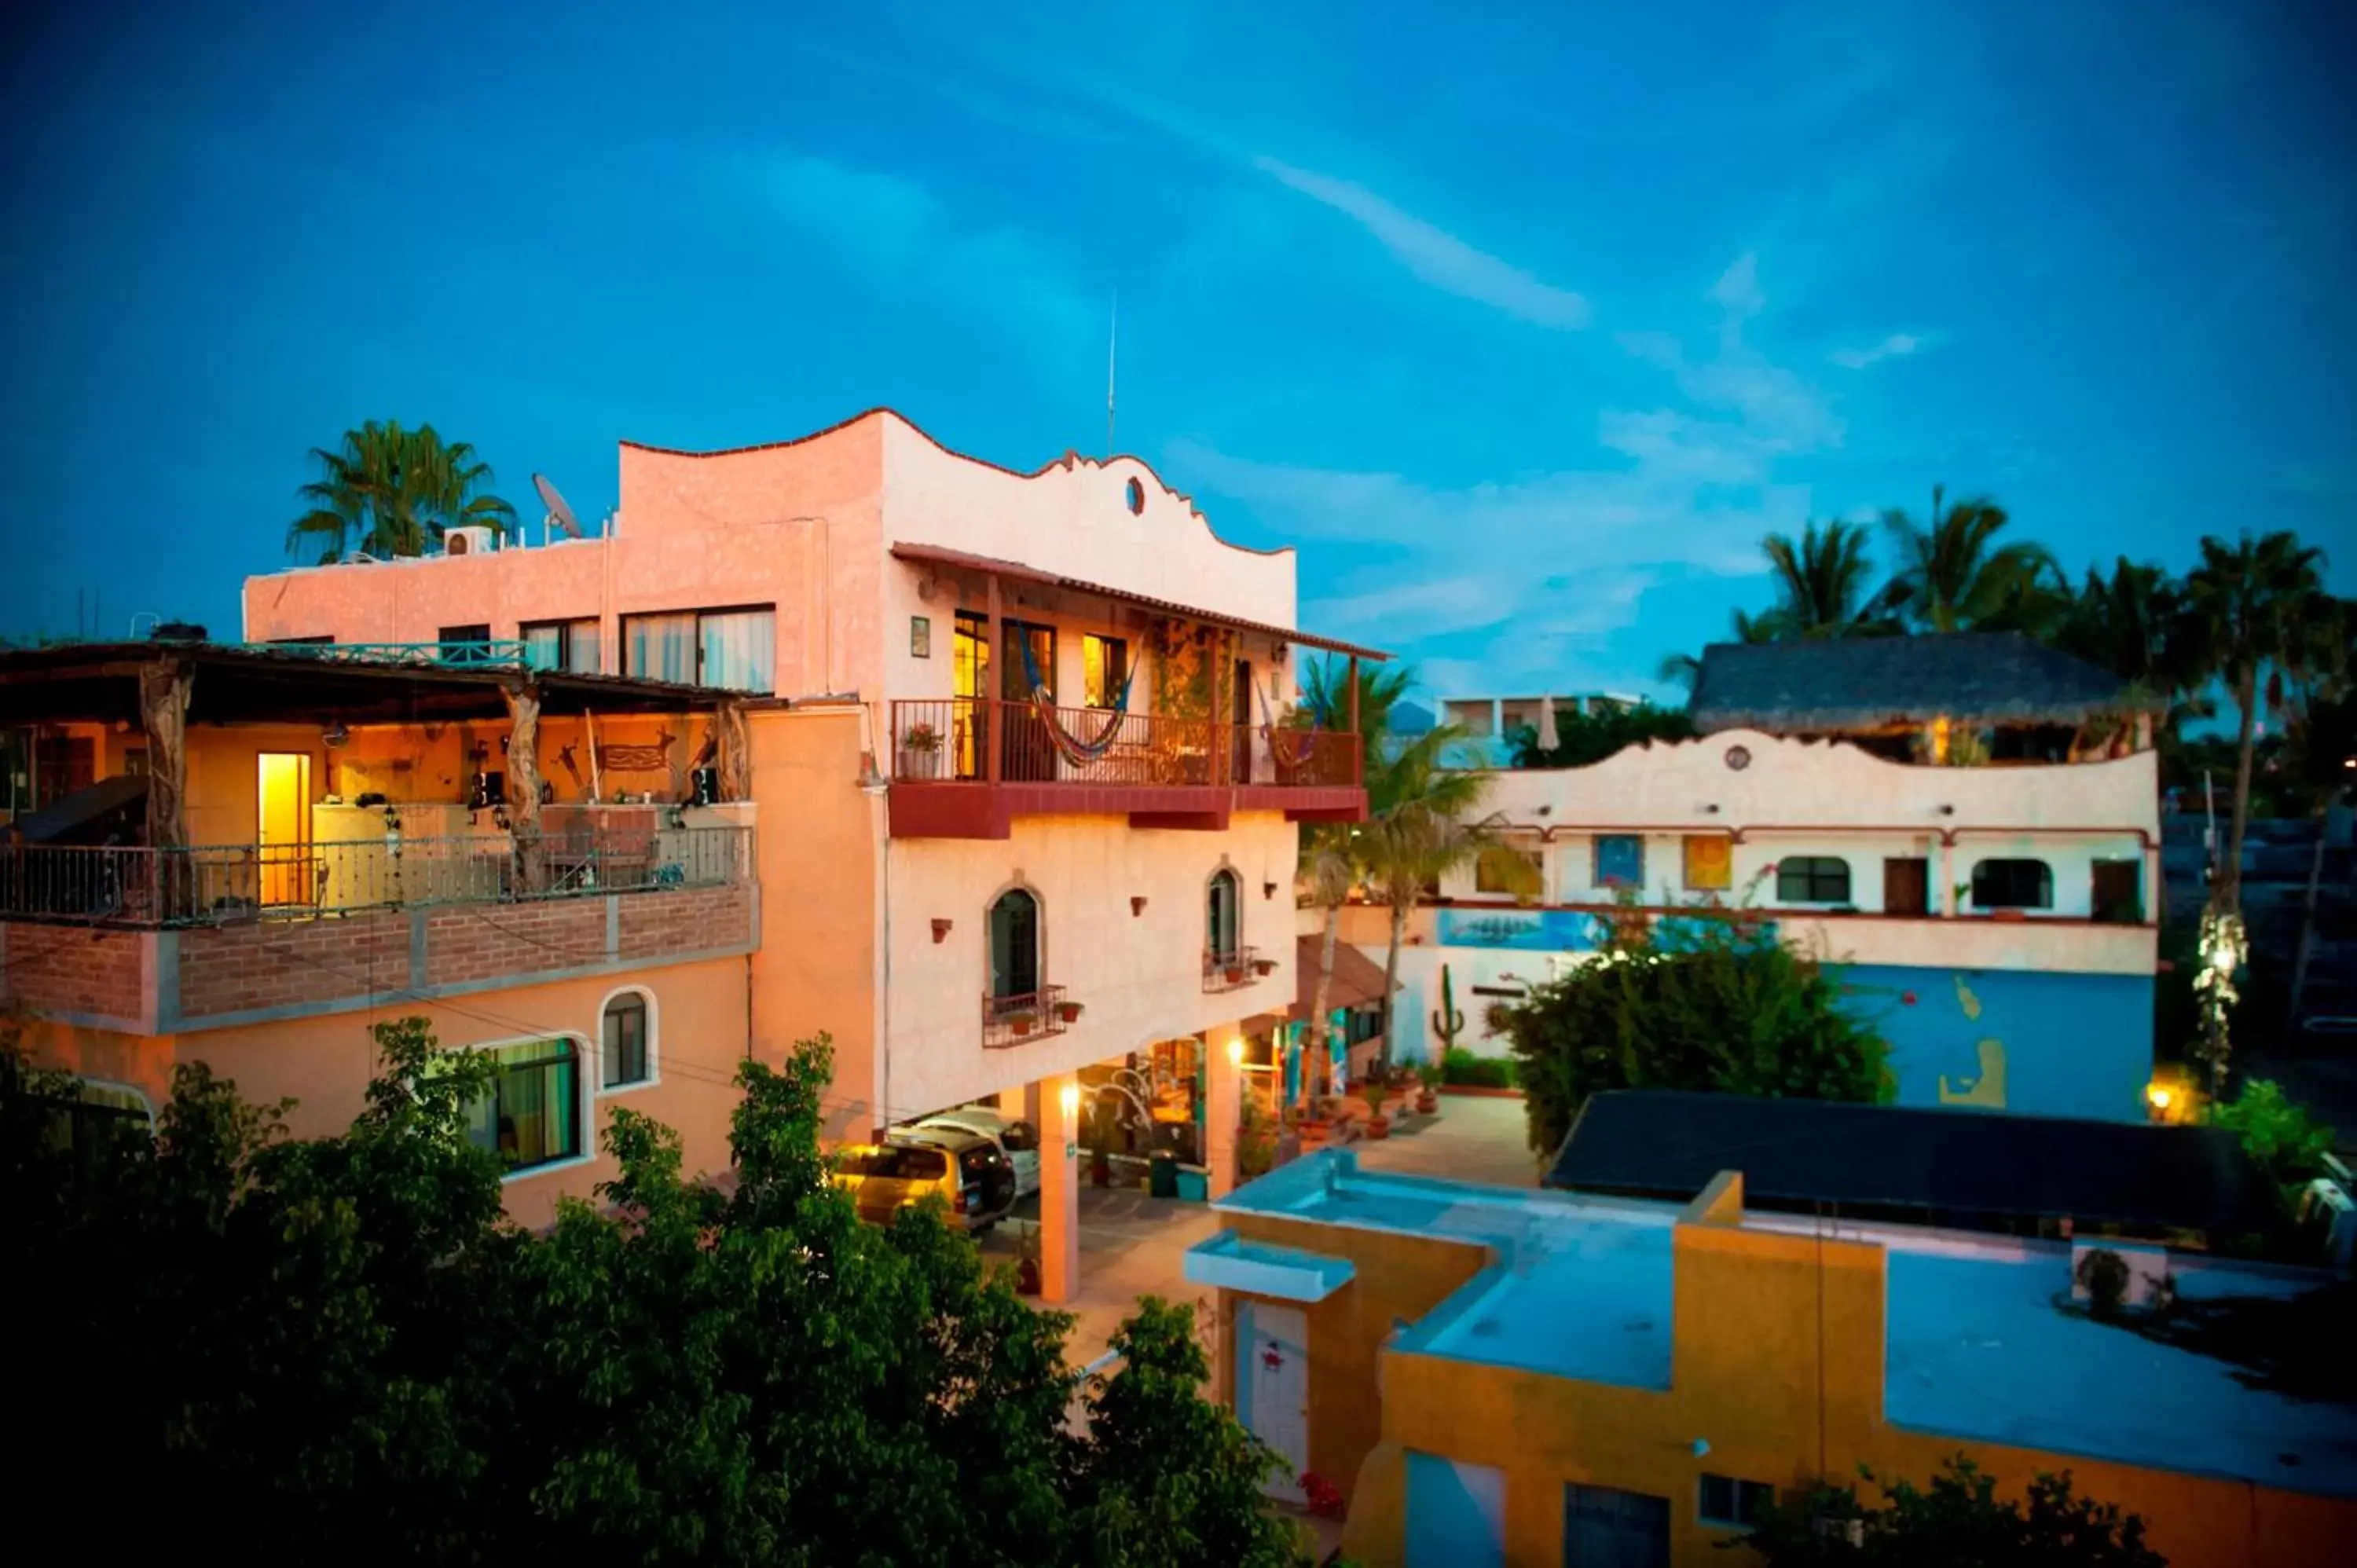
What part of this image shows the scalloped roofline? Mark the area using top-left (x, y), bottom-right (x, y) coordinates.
top-left (616, 406), bottom-right (1292, 559)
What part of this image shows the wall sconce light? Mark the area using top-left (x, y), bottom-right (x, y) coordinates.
top-left (1226, 1038), bottom-right (1245, 1068)
top-left (1131, 896), bottom-right (1148, 917)
top-left (1703, 802), bottom-right (1721, 814)
top-left (1938, 804), bottom-right (1956, 815)
top-left (931, 918), bottom-right (953, 944)
top-left (1059, 1080), bottom-right (1082, 1156)
top-left (1263, 880), bottom-right (1279, 900)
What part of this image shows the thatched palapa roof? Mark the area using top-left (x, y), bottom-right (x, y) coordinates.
top-left (1689, 632), bottom-right (2140, 735)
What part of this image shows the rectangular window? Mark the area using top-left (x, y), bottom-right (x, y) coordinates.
top-left (1682, 835), bottom-right (1732, 891)
top-left (1476, 848), bottom-right (1542, 894)
top-left (603, 995), bottom-right (648, 1087)
top-left (460, 1039), bottom-right (581, 1172)
top-left (522, 617), bottom-right (601, 675)
top-left (1083, 633), bottom-right (1129, 709)
top-left (2091, 859), bottom-right (2143, 923)
top-left (1697, 1474), bottom-right (1775, 1529)
top-left (1971, 857), bottom-right (2053, 910)
top-left (1563, 1483), bottom-right (1670, 1567)
top-left (1776, 855), bottom-right (1852, 903)
top-left (438, 623), bottom-right (493, 665)
top-left (622, 607), bottom-right (774, 693)
top-left (1593, 834), bottom-right (1644, 890)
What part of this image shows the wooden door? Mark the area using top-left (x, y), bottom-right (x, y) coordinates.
top-left (2091, 859), bottom-right (2143, 923)
top-left (1884, 856), bottom-right (1930, 916)
top-left (1232, 659), bottom-right (1254, 782)
top-left (999, 621), bottom-right (1057, 782)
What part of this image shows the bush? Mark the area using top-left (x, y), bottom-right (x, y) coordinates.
top-left (1440, 1046), bottom-right (1517, 1089)
top-left (2077, 1247), bottom-right (2130, 1317)
top-left (1503, 914), bottom-right (1892, 1152)
top-left (1745, 1456), bottom-right (2164, 1566)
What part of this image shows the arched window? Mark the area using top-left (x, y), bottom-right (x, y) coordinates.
top-left (1972, 858), bottom-right (2053, 910)
top-left (1207, 868), bottom-right (1241, 963)
top-left (988, 887), bottom-right (1041, 1000)
top-left (602, 991), bottom-right (652, 1089)
top-left (459, 1039), bottom-right (583, 1172)
top-left (1776, 855), bottom-right (1852, 904)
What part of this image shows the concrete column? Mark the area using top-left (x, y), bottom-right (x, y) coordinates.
top-left (1936, 837), bottom-right (1957, 917)
top-left (1205, 1028), bottom-right (1242, 1199)
top-left (1039, 1070), bottom-right (1081, 1305)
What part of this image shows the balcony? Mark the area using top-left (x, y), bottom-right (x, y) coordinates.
top-left (983, 985), bottom-right (1074, 1048)
top-left (0, 825), bottom-right (749, 929)
top-left (1203, 946), bottom-right (1270, 994)
top-left (887, 698), bottom-right (1366, 840)
top-left (0, 824), bottom-right (757, 1035)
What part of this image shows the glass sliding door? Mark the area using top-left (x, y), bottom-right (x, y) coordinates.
top-left (698, 608), bottom-right (775, 694)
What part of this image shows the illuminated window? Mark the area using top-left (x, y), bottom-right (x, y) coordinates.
top-left (602, 991), bottom-right (651, 1088)
top-left (460, 1039), bottom-right (583, 1172)
top-left (1083, 633), bottom-right (1130, 709)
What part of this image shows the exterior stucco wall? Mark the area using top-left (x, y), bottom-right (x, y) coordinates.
top-left (882, 811), bottom-right (1298, 1121)
top-left (18, 955), bottom-right (752, 1232)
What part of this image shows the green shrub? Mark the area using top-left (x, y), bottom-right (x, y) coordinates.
top-left (1440, 1046), bottom-right (1517, 1089)
top-left (1503, 914), bottom-right (1892, 1152)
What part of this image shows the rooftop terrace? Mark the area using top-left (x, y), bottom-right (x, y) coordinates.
top-left (1200, 1152), bottom-right (2357, 1500)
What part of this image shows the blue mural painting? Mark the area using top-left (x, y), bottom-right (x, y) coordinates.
top-left (1833, 965), bottom-right (2154, 1123)
top-left (1436, 907), bottom-right (1610, 951)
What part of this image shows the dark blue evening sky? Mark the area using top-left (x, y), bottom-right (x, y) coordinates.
top-left (3, 1), bottom-right (2351, 698)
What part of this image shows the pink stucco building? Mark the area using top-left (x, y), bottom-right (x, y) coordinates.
top-left (240, 407), bottom-right (1383, 1298)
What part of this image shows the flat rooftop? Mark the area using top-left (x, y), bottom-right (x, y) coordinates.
top-left (1211, 1152), bottom-right (2357, 1499)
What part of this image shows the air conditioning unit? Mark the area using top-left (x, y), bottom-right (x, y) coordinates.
top-left (444, 526), bottom-right (499, 557)
top-left (1810, 1516), bottom-right (1864, 1547)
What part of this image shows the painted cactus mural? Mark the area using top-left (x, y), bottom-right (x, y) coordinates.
top-left (1430, 962), bottom-right (1465, 1060)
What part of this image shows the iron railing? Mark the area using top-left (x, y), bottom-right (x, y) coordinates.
top-left (0, 825), bottom-right (750, 929)
top-left (889, 698), bottom-right (1360, 789)
top-left (982, 985), bottom-right (1072, 1048)
top-left (249, 639), bottom-right (532, 668)
top-left (1202, 945), bottom-right (1267, 994)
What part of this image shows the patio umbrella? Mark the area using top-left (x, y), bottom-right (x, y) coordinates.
top-left (1536, 694), bottom-right (1560, 753)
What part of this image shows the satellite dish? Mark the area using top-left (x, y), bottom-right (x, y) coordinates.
top-left (533, 473), bottom-right (584, 540)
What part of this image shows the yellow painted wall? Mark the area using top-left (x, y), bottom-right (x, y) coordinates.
top-left (20, 956), bottom-right (751, 1232)
top-left (1263, 1199), bottom-right (2352, 1568)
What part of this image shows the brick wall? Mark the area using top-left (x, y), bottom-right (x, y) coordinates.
top-left (177, 910), bottom-right (412, 1021)
top-left (618, 885), bottom-right (753, 961)
top-left (423, 901), bottom-right (607, 987)
top-left (0, 921), bottom-right (150, 1024)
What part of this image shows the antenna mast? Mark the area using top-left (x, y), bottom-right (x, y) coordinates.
top-left (1105, 291), bottom-right (1117, 459)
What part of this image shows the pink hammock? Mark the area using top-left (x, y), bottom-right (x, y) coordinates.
top-left (1255, 672), bottom-right (1323, 769)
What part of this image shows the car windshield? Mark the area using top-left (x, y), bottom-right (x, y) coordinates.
top-left (837, 1145), bottom-right (948, 1180)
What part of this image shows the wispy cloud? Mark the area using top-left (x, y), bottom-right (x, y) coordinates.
top-left (1250, 156), bottom-right (1591, 329)
top-left (731, 148), bottom-right (1097, 350)
top-left (1829, 331), bottom-right (1939, 369)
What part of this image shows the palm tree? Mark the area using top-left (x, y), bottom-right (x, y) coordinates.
top-left (287, 420), bottom-right (519, 563)
top-left (1761, 518), bottom-right (1888, 638)
top-left (2181, 531), bottom-right (2331, 914)
top-left (1876, 485), bottom-right (2065, 634)
top-left (1359, 727), bottom-right (1540, 1072)
top-left (1657, 607), bottom-right (1778, 692)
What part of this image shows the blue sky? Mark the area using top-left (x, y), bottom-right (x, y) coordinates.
top-left (3, 1), bottom-right (2352, 700)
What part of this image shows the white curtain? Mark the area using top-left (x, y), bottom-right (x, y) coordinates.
top-left (699, 609), bottom-right (775, 694)
top-left (625, 613), bottom-right (697, 684)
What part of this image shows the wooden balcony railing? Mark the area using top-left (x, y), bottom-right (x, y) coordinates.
top-left (1202, 945), bottom-right (1269, 994)
top-left (889, 698), bottom-right (1360, 789)
top-left (983, 985), bottom-right (1073, 1048)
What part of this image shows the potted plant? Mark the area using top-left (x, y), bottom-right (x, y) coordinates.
top-left (1252, 955), bottom-right (1277, 977)
top-left (1055, 998), bottom-right (1084, 1024)
top-left (1415, 1058), bottom-right (1442, 1116)
top-left (1358, 1079), bottom-right (1391, 1140)
top-left (899, 721), bottom-right (944, 779)
top-left (1008, 1010), bottom-right (1037, 1039)
top-left (1224, 959), bottom-right (1246, 985)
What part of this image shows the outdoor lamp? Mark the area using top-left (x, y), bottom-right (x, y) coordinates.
top-left (1226, 1038), bottom-right (1245, 1068)
top-left (1059, 1082), bottom-right (1082, 1159)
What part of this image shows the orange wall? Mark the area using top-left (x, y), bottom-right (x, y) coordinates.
top-left (20, 955), bottom-right (751, 1232)
top-left (1288, 1203), bottom-right (2352, 1568)
top-left (742, 706), bottom-right (882, 1138)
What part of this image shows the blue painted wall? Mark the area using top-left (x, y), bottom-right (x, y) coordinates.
top-left (1406, 1449), bottom-right (1506, 1568)
top-left (1836, 964), bottom-right (2155, 1123)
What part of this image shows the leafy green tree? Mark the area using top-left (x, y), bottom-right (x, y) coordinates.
top-left (288, 419), bottom-right (519, 562)
top-left (2179, 530), bottom-right (2331, 914)
top-left (1502, 914), bottom-right (1891, 1152)
top-left (2209, 1078), bottom-right (2337, 1199)
top-left (1506, 702), bottom-right (1694, 768)
top-left (1743, 1456), bottom-right (2165, 1566)
top-left (1877, 485), bottom-right (2066, 634)
top-left (5, 1017), bottom-right (1307, 1566)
